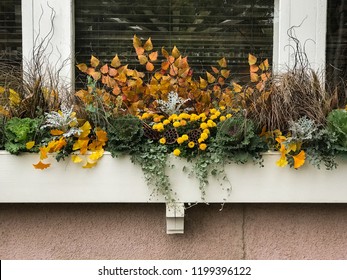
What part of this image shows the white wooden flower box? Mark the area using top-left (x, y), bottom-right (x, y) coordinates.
top-left (1, 151), bottom-right (347, 233)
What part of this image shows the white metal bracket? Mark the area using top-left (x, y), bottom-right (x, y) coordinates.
top-left (166, 203), bottom-right (185, 234)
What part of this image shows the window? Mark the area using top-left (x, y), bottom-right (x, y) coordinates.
top-left (0, 0), bottom-right (22, 65)
top-left (75, 0), bottom-right (274, 81)
top-left (326, 0), bottom-right (347, 102)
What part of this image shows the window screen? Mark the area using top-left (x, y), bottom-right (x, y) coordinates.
top-left (0, 0), bottom-right (22, 65)
top-left (75, 0), bottom-right (274, 81)
top-left (326, 0), bottom-right (347, 101)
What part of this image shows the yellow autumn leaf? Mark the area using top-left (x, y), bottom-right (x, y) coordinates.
top-left (96, 129), bottom-right (108, 143)
top-left (250, 72), bottom-right (259, 82)
top-left (0, 86), bottom-right (5, 94)
top-left (111, 55), bottom-right (121, 68)
top-left (9, 89), bottom-right (21, 106)
top-left (232, 82), bottom-right (242, 93)
top-left (248, 53), bottom-right (257, 65)
top-left (259, 59), bottom-right (269, 71)
top-left (79, 121), bottom-right (91, 138)
top-left (287, 142), bottom-right (297, 152)
top-left (293, 150), bottom-right (306, 169)
top-left (50, 129), bottom-right (64, 136)
top-left (162, 47), bottom-right (169, 58)
top-left (199, 77), bottom-right (208, 89)
top-left (138, 55), bottom-right (148, 65)
top-left (39, 147), bottom-right (49, 160)
top-left (206, 71), bottom-right (216, 83)
top-left (172, 46), bottom-right (180, 58)
top-left (76, 63), bottom-right (88, 73)
top-left (82, 161), bottom-right (97, 169)
top-left (88, 149), bottom-right (104, 161)
top-left (0, 105), bottom-right (9, 117)
top-left (276, 155), bottom-right (288, 167)
top-left (133, 35), bottom-right (142, 48)
top-left (71, 154), bottom-right (83, 163)
top-left (143, 37), bottom-right (153, 51)
top-left (90, 55), bottom-right (100, 68)
top-left (33, 161), bottom-right (51, 170)
top-left (26, 141), bottom-right (35, 150)
top-left (218, 57), bottom-right (227, 68)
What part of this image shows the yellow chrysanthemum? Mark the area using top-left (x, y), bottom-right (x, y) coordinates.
top-left (210, 108), bottom-right (217, 114)
top-left (173, 149), bottom-right (181, 156)
top-left (200, 122), bottom-right (208, 130)
top-left (203, 128), bottom-right (210, 135)
top-left (198, 138), bottom-right (204, 143)
top-left (180, 120), bottom-right (187, 126)
top-left (200, 132), bottom-right (208, 140)
top-left (173, 121), bottom-right (181, 128)
top-left (220, 106), bottom-right (226, 110)
top-left (182, 134), bottom-right (189, 141)
top-left (207, 120), bottom-right (216, 127)
top-left (163, 119), bottom-right (170, 125)
top-left (226, 113), bottom-right (232, 119)
top-left (159, 137), bottom-right (166, 144)
top-left (188, 141), bottom-right (195, 148)
top-left (199, 143), bottom-right (207, 150)
top-left (219, 116), bottom-right (226, 122)
top-left (177, 137), bottom-right (184, 144)
top-left (209, 114), bottom-right (218, 120)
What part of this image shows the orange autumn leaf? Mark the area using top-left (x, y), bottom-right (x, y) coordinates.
top-left (218, 57), bottom-right (227, 68)
top-left (161, 61), bottom-right (170, 71)
top-left (206, 71), bottom-right (216, 83)
top-left (293, 150), bottom-right (306, 169)
top-left (146, 62), bottom-right (154, 71)
top-left (250, 64), bottom-right (259, 73)
top-left (250, 72), bottom-right (259, 82)
top-left (221, 69), bottom-right (230, 79)
top-left (143, 37), bottom-right (153, 51)
top-left (248, 53), bottom-right (257, 65)
top-left (76, 63), bottom-right (88, 73)
top-left (111, 55), bottom-right (121, 68)
top-left (33, 161), bottom-right (51, 170)
top-left (90, 55), bottom-right (100, 68)
top-left (211, 66), bottom-right (219, 74)
top-left (148, 51), bottom-right (158, 62)
top-left (50, 129), bottom-right (64, 136)
top-left (112, 86), bottom-right (121, 95)
top-left (96, 129), bottom-right (108, 143)
top-left (161, 47), bottom-right (169, 58)
top-left (218, 77), bottom-right (225, 86)
top-left (135, 47), bottom-right (145, 56)
top-left (100, 64), bottom-right (109, 74)
top-left (39, 147), bottom-right (48, 160)
top-left (108, 67), bottom-right (118, 77)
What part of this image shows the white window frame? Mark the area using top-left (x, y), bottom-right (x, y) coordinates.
top-left (21, 0), bottom-right (328, 88)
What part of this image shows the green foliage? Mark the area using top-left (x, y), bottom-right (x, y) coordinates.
top-left (107, 115), bottom-right (144, 156)
top-left (215, 115), bottom-right (267, 159)
top-left (131, 141), bottom-right (173, 202)
top-left (4, 117), bottom-right (42, 154)
top-left (327, 109), bottom-right (347, 151)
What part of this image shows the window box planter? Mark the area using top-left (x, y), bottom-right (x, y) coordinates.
top-left (1, 151), bottom-right (347, 233)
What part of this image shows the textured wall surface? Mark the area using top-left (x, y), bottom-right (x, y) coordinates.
top-left (1, 203), bottom-right (347, 260)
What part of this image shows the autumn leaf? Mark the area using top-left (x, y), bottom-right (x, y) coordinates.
top-left (138, 55), bottom-right (148, 65)
top-left (111, 55), bottom-right (121, 68)
top-left (88, 149), bottom-right (104, 161)
top-left (112, 86), bottom-right (121, 95)
top-left (76, 63), bottom-right (88, 73)
top-left (0, 105), bottom-right (9, 117)
top-left (79, 121), bottom-right (91, 138)
top-left (90, 55), bottom-right (100, 68)
top-left (33, 161), bottom-right (51, 170)
top-left (108, 68), bottom-right (118, 77)
top-left (248, 54), bottom-right (257, 65)
top-left (250, 72), bottom-right (259, 82)
top-left (276, 155), bottom-right (288, 168)
top-left (50, 129), bottom-right (64, 136)
top-left (133, 35), bottom-right (142, 48)
top-left (172, 46), bottom-right (180, 58)
top-left (96, 129), bottom-right (108, 143)
top-left (199, 77), bottom-right (208, 89)
top-left (206, 71), bottom-right (216, 83)
top-left (9, 89), bottom-right (21, 106)
top-left (250, 64), bottom-right (259, 73)
top-left (146, 62), bottom-right (154, 71)
top-left (0, 86), bottom-right (5, 94)
top-left (100, 64), bottom-right (109, 74)
top-left (232, 82), bottom-right (242, 93)
top-left (162, 47), bottom-right (169, 58)
top-left (26, 141), bottom-right (35, 150)
top-left (259, 59), bottom-right (269, 71)
top-left (221, 69), bottom-right (230, 79)
top-left (143, 37), bottom-right (153, 51)
top-left (82, 161), bottom-right (97, 168)
top-left (71, 154), bottom-right (83, 163)
top-left (211, 66), bottom-right (219, 74)
top-left (161, 61), bottom-right (170, 71)
top-left (149, 51), bottom-right (158, 62)
top-left (293, 150), bottom-right (306, 169)
top-left (218, 57), bottom-right (227, 68)
top-left (39, 147), bottom-right (49, 160)
top-left (135, 47), bottom-right (145, 56)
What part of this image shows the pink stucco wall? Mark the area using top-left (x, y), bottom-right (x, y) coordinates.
top-left (1, 203), bottom-right (347, 259)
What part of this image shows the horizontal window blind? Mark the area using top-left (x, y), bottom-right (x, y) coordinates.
top-left (0, 0), bottom-right (22, 65)
top-left (75, 0), bottom-right (274, 81)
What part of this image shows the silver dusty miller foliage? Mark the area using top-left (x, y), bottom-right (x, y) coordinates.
top-left (157, 91), bottom-right (193, 115)
top-left (41, 106), bottom-right (81, 137)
